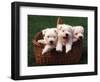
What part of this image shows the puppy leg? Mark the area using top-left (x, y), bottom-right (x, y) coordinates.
top-left (65, 38), bottom-right (72, 53)
top-left (65, 44), bottom-right (72, 53)
top-left (38, 39), bottom-right (46, 44)
top-left (42, 45), bottom-right (52, 54)
top-left (56, 41), bottom-right (63, 52)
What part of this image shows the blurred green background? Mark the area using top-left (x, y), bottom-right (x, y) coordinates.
top-left (28, 15), bottom-right (88, 66)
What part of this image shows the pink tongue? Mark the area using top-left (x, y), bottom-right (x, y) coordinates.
top-left (63, 37), bottom-right (68, 40)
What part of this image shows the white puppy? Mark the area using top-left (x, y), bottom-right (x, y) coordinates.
top-left (38, 28), bottom-right (58, 54)
top-left (72, 26), bottom-right (84, 42)
top-left (56, 24), bottom-right (73, 53)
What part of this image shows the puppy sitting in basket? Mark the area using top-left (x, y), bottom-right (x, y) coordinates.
top-left (72, 26), bottom-right (84, 42)
top-left (38, 28), bottom-right (58, 54)
top-left (56, 24), bottom-right (73, 53)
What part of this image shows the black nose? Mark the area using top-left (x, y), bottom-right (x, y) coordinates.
top-left (79, 36), bottom-right (82, 39)
top-left (66, 34), bottom-right (69, 37)
top-left (50, 41), bottom-right (53, 44)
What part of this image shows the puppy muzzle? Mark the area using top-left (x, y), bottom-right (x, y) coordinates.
top-left (63, 33), bottom-right (69, 40)
top-left (49, 41), bottom-right (55, 45)
top-left (78, 36), bottom-right (83, 41)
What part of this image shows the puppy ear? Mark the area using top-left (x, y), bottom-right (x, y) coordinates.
top-left (81, 26), bottom-right (84, 33)
top-left (42, 28), bottom-right (49, 35)
top-left (54, 28), bottom-right (58, 34)
top-left (76, 26), bottom-right (84, 33)
top-left (57, 25), bottom-right (62, 30)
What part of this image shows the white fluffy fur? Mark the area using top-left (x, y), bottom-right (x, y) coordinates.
top-left (38, 28), bottom-right (58, 54)
top-left (56, 24), bottom-right (73, 53)
top-left (72, 26), bottom-right (84, 42)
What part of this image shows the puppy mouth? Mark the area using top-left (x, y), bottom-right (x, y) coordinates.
top-left (63, 36), bottom-right (68, 40)
top-left (63, 33), bottom-right (69, 40)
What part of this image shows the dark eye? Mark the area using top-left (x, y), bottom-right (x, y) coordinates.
top-left (75, 33), bottom-right (78, 35)
top-left (53, 36), bottom-right (56, 38)
top-left (47, 36), bottom-right (50, 38)
top-left (62, 30), bottom-right (64, 32)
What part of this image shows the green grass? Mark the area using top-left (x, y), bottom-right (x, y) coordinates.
top-left (28, 15), bottom-right (88, 66)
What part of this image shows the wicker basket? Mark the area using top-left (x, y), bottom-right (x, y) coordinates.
top-left (32, 32), bottom-right (83, 65)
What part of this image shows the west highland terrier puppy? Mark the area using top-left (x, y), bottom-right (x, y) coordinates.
top-left (56, 24), bottom-right (73, 53)
top-left (38, 28), bottom-right (58, 54)
top-left (72, 26), bottom-right (84, 42)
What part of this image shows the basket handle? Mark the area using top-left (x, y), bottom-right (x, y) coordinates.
top-left (56, 17), bottom-right (63, 27)
top-left (32, 39), bottom-right (42, 47)
top-left (32, 32), bottom-right (44, 47)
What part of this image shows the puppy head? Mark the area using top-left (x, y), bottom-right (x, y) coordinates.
top-left (72, 26), bottom-right (84, 42)
top-left (42, 28), bottom-right (58, 45)
top-left (57, 24), bottom-right (73, 40)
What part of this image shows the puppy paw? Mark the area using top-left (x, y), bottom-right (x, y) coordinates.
top-left (42, 51), bottom-right (46, 55)
top-left (38, 40), bottom-right (42, 43)
top-left (65, 46), bottom-right (71, 53)
top-left (42, 49), bottom-right (47, 55)
top-left (56, 47), bottom-right (62, 52)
